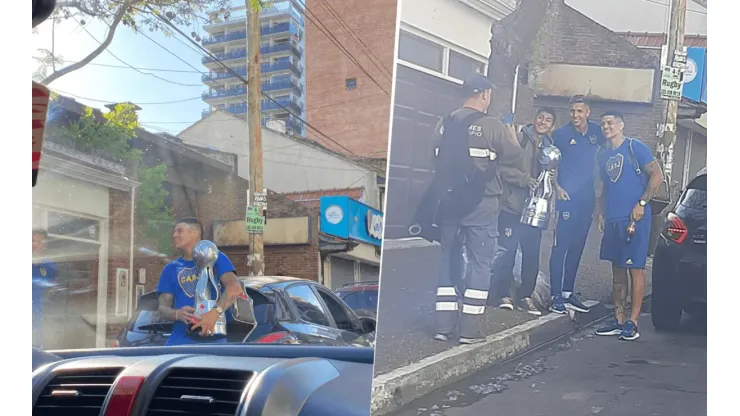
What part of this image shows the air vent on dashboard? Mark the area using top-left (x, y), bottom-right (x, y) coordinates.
top-left (33, 367), bottom-right (123, 416)
top-left (146, 368), bottom-right (252, 416)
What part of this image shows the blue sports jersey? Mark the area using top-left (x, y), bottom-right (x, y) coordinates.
top-left (156, 252), bottom-right (236, 345)
top-left (32, 262), bottom-right (57, 317)
top-left (553, 120), bottom-right (605, 203)
top-left (598, 137), bottom-right (655, 222)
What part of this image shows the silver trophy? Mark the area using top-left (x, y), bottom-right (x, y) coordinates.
top-left (521, 145), bottom-right (562, 229)
top-left (192, 240), bottom-right (227, 336)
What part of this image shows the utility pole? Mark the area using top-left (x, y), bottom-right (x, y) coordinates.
top-left (660, 0), bottom-right (688, 185)
top-left (247, 0), bottom-right (265, 276)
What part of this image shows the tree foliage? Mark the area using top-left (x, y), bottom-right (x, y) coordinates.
top-left (35, 0), bottom-right (232, 85)
top-left (53, 102), bottom-right (175, 254)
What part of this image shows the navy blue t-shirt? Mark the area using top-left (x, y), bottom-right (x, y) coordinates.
top-left (32, 262), bottom-right (57, 318)
top-left (156, 253), bottom-right (236, 346)
top-left (598, 137), bottom-right (655, 222)
top-left (553, 120), bottom-right (605, 203)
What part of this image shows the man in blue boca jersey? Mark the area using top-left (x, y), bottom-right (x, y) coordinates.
top-left (32, 229), bottom-right (57, 348)
top-left (549, 95), bottom-right (605, 314)
top-left (594, 112), bottom-right (664, 341)
top-left (157, 217), bottom-right (245, 346)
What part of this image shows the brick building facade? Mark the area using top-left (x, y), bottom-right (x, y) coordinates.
top-left (489, 0), bottom-right (665, 149)
top-left (304, 0), bottom-right (397, 159)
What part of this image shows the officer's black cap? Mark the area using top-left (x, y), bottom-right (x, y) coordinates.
top-left (462, 73), bottom-right (494, 95)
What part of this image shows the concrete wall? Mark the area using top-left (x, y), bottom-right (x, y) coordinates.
top-left (177, 110), bottom-right (381, 209)
top-left (400, 0), bottom-right (515, 58)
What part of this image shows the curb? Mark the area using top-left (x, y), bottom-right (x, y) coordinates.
top-left (383, 238), bottom-right (438, 251)
top-left (370, 300), bottom-right (609, 415)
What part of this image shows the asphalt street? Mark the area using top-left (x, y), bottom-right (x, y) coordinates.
top-left (388, 311), bottom-right (707, 416)
top-left (375, 221), bottom-right (654, 376)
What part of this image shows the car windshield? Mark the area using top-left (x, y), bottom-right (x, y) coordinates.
top-left (31, 0), bottom-right (386, 351)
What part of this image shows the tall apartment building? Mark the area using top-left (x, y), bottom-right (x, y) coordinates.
top-left (200, 1), bottom-right (307, 137)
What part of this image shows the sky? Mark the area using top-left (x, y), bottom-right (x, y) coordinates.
top-left (31, 3), bottom-right (243, 137)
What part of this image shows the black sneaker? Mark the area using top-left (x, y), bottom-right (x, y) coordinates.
top-left (595, 319), bottom-right (623, 336)
top-left (549, 294), bottom-right (567, 314)
top-left (564, 294), bottom-right (590, 313)
top-left (619, 320), bottom-right (640, 341)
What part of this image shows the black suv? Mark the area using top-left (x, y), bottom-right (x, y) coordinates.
top-left (335, 282), bottom-right (379, 320)
top-left (114, 276), bottom-right (376, 347)
top-left (651, 167), bottom-right (707, 330)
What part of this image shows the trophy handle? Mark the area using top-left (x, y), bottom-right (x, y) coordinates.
top-left (207, 268), bottom-right (220, 302)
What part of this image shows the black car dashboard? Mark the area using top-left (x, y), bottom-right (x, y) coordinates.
top-left (32, 345), bottom-right (374, 416)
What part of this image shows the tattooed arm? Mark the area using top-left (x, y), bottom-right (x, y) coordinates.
top-left (640, 160), bottom-right (665, 202)
top-left (158, 292), bottom-right (194, 324)
top-left (215, 271), bottom-right (245, 313)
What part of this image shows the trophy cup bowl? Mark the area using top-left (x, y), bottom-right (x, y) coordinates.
top-left (191, 240), bottom-right (228, 337)
top-left (539, 145), bottom-right (562, 170)
top-left (521, 145), bottom-right (562, 229)
top-left (193, 240), bottom-right (219, 270)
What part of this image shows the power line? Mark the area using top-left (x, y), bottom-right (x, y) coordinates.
top-left (51, 88), bottom-right (201, 105)
top-left (315, 0), bottom-right (393, 79)
top-left (147, 6), bottom-right (384, 173)
top-left (71, 17), bottom-right (202, 87)
top-left (142, 123), bottom-right (370, 172)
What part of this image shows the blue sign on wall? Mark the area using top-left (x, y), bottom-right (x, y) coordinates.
top-left (682, 47), bottom-right (707, 103)
top-left (320, 196), bottom-right (383, 247)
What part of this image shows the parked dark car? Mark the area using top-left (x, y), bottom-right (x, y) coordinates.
top-left (114, 276), bottom-right (377, 347)
top-left (651, 167), bottom-right (707, 331)
top-left (336, 281), bottom-right (379, 320)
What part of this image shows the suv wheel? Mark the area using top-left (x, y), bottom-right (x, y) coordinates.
top-left (651, 291), bottom-right (682, 331)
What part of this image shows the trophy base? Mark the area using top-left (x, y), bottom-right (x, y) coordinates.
top-left (191, 300), bottom-right (229, 337)
top-left (521, 196), bottom-right (551, 230)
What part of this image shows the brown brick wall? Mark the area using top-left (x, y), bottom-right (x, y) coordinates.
top-left (304, 0), bottom-right (397, 158)
top-left (529, 0), bottom-right (666, 148)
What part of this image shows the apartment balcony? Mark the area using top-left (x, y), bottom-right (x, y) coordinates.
top-left (202, 48), bottom-right (247, 66)
top-left (261, 41), bottom-right (303, 58)
top-left (262, 61), bottom-right (303, 76)
top-left (202, 86), bottom-right (247, 102)
top-left (201, 23), bottom-right (299, 48)
top-left (203, 97), bottom-right (304, 118)
top-left (202, 66), bottom-right (247, 85)
top-left (262, 78), bottom-right (303, 96)
top-left (203, 2), bottom-right (304, 32)
top-left (202, 79), bottom-right (302, 103)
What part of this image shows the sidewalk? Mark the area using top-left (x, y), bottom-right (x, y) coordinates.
top-left (373, 234), bottom-right (653, 415)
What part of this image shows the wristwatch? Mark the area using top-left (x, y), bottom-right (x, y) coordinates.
top-left (639, 199), bottom-right (648, 207)
top-left (215, 306), bottom-right (224, 315)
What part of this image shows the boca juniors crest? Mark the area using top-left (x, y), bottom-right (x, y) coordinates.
top-left (589, 135), bottom-right (598, 144)
top-left (606, 153), bottom-right (624, 183)
top-left (178, 267), bottom-right (200, 298)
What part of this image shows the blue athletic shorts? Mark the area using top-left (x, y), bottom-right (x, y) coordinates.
top-left (599, 217), bottom-right (651, 269)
